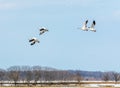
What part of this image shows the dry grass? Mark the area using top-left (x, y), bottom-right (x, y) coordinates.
top-left (0, 86), bottom-right (117, 88)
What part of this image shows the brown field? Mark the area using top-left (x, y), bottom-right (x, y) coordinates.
top-left (0, 86), bottom-right (118, 88)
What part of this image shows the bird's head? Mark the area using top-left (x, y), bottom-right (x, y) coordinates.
top-left (46, 29), bottom-right (48, 31)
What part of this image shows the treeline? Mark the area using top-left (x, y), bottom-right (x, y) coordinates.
top-left (0, 66), bottom-right (120, 86)
top-left (0, 66), bottom-right (82, 86)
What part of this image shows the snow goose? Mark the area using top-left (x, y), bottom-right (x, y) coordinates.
top-left (29, 37), bottom-right (40, 45)
top-left (89, 20), bottom-right (96, 32)
top-left (39, 27), bottom-right (48, 35)
top-left (81, 20), bottom-right (88, 31)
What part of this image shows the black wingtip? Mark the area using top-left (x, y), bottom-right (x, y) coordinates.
top-left (93, 20), bottom-right (96, 25)
top-left (29, 39), bottom-right (33, 42)
top-left (86, 20), bottom-right (88, 24)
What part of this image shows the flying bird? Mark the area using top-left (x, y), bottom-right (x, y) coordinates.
top-left (39, 27), bottom-right (48, 35)
top-left (81, 20), bottom-right (88, 31)
top-left (29, 37), bottom-right (40, 45)
top-left (89, 20), bottom-right (96, 32)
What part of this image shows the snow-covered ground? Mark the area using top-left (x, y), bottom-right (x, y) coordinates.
top-left (1, 81), bottom-right (120, 87)
top-left (83, 84), bottom-right (120, 87)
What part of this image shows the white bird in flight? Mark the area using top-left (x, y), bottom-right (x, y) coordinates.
top-left (81, 20), bottom-right (88, 31)
top-left (29, 37), bottom-right (40, 45)
top-left (89, 20), bottom-right (96, 32)
top-left (39, 27), bottom-right (48, 35)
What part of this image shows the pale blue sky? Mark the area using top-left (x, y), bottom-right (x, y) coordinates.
top-left (0, 0), bottom-right (120, 72)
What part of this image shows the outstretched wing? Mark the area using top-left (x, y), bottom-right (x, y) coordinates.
top-left (91, 20), bottom-right (96, 28)
top-left (85, 20), bottom-right (88, 24)
top-left (31, 42), bottom-right (35, 45)
top-left (40, 28), bottom-right (45, 31)
top-left (40, 31), bottom-right (44, 35)
top-left (85, 20), bottom-right (88, 27)
top-left (29, 39), bottom-right (34, 42)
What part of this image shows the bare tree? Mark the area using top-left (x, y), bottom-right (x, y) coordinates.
top-left (43, 71), bottom-right (50, 81)
top-left (26, 70), bottom-right (33, 86)
top-left (102, 72), bottom-right (111, 81)
top-left (58, 71), bottom-right (71, 81)
top-left (75, 71), bottom-right (83, 84)
top-left (7, 66), bottom-right (20, 86)
top-left (8, 71), bottom-right (20, 86)
top-left (0, 69), bottom-right (5, 86)
top-left (112, 72), bottom-right (120, 82)
top-left (20, 65), bottom-right (33, 86)
top-left (32, 66), bottom-right (42, 86)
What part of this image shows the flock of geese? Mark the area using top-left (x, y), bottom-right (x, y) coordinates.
top-left (29, 20), bottom-right (96, 45)
top-left (81, 20), bottom-right (96, 32)
top-left (29, 27), bottom-right (48, 45)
